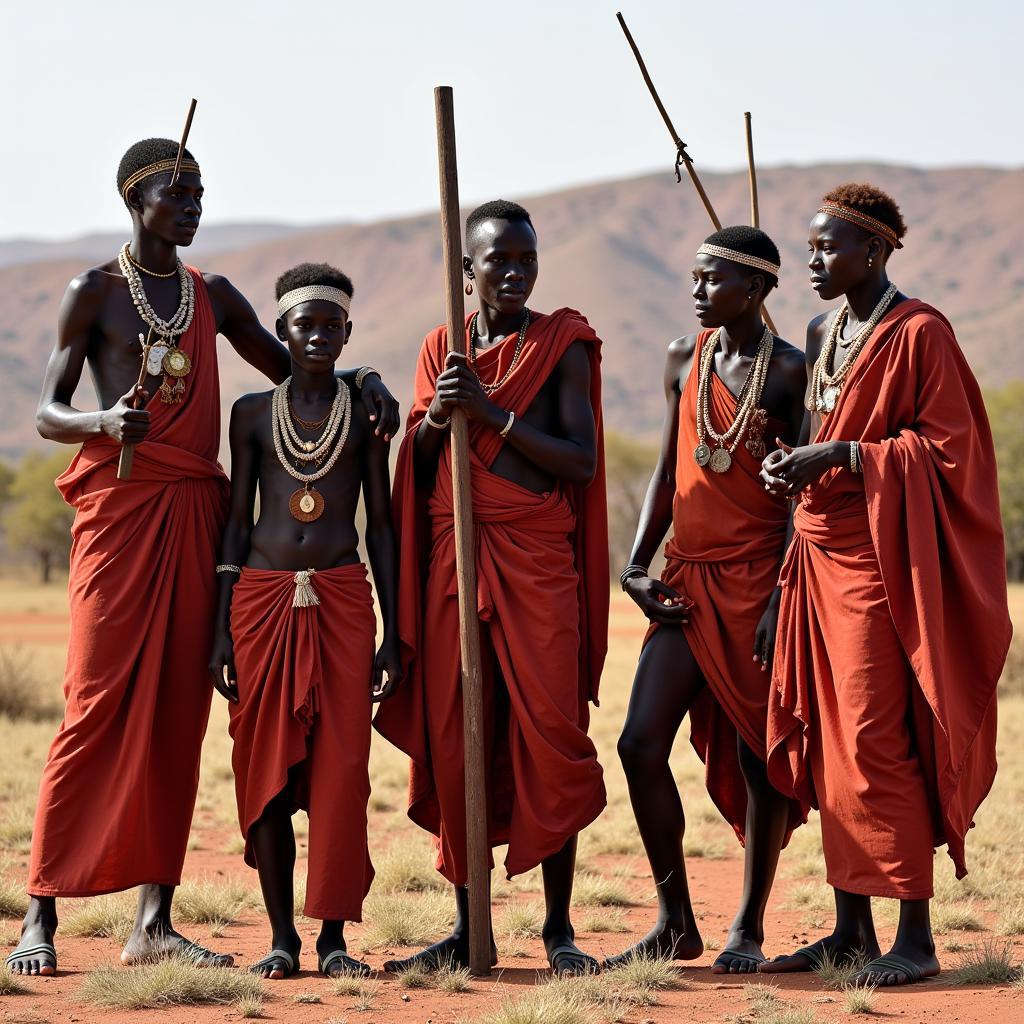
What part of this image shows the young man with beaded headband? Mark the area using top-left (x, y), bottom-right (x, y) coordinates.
top-left (609, 226), bottom-right (807, 973)
top-left (7, 138), bottom-right (400, 978)
top-left (209, 263), bottom-right (401, 980)
top-left (759, 184), bottom-right (1010, 987)
top-left (374, 199), bottom-right (609, 976)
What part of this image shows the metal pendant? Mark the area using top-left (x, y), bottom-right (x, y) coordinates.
top-left (694, 443), bottom-right (712, 467)
top-left (821, 386), bottom-right (839, 413)
top-left (146, 343), bottom-right (169, 377)
top-left (289, 486), bottom-right (324, 523)
top-left (709, 447), bottom-right (732, 473)
top-left (162, 348), bottom-right (192, 378)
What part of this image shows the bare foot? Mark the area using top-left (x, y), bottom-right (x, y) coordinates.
top-left (121, 926), bottom-right (233, 967)
top-left (851, 946), bottom-right (940, 987)
top-left (383, 932), bottom-right (496, 974)
top-left (759, 932), bottom-right (879, 974)
top-left (604, 919), bottom-right (703, 969)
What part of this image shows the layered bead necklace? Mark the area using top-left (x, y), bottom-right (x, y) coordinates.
top-left (271, 376), bottom-right (352, 522)
top-left (810, 283), bottom-right (898, 414)
top-left (694, 325), bottom-right (774, 473)
top-left (469, 309), bottom-right (530, 394)
top-left (118, 243), bottom-right (195, 404)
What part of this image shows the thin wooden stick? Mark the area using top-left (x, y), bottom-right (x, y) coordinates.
top-left (433, 85), bottom-right (491, 979)
top-left (171, 98), bottom-right (198, 185)
top-left (615, 12), bottom-right (720, 229)
top-left (116, 331), bottom-right (153, 480)
top-left (615, 13), bottom-right (776, 333)
top-left (744, 112), bottom-right (760, 228)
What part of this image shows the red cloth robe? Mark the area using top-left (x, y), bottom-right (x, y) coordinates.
top-left (374, 309), bottom-right (608, 884)
top-left (229, 564), bottom-right (376, 922)
top-left (648, 330), bottom-right (806, 843)
top-left (29, 269), bottom-right (229, 897)
top-left (767, 300), bottom-right (1010, 897)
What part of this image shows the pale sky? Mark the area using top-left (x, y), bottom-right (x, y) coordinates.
top-left (2, 0), bottom-right (1020, 240)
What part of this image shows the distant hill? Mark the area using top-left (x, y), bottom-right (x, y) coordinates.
top-left (1, 162), bottom-right (1020, 459)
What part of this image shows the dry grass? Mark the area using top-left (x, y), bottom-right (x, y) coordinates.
top-left (359, 890), bottom-right (454, 949)
top-left (842, 981), bottom-right (877, 1014)
top-left (996, 902), bottom-right (1024, 935)
top-left (950, 937), bottom-right (1022, 985)
top-left (0, 963), bottom-right (27, 995)
top-left (470, 984), bottom-right (604, 1024)
top-left (744, 981), bottom-right (784, 1017)
top-left (602, 949), bottom-right (683, 992)
top-left (372, 835), bottom-right (446, 894)
top-left (497, 900), bottom-right (543, 938)
top-left (293, 991), bottom-right (322, 1003)
top-left (578, 907), bottom-right (629, 933)
top-left (0, 875), bottom-right (28, 918)
top-left (394, 959), bottom-right (433, 988)
top-left (0, 648), bottom-right (59, 722)
top-left (237, 992), bottom-right (265, 1018)
top-left (173, 876), bottom-right (255, 926)
top-left (571, 872), bottom-right (632, 907)
top-left (0, 803), bottom-right (33, 852)
top-left (932, 901), bottom-right (984, 934)
top-left (811, 946), bottom-right (870, 989)
top-left (79, 959), bottom-right (263, 1009)
top-left (62, 892), bottom-right (136, 943)
top-left (435, 961), bottom-right (473, 993)
top-left (682, 826), bottom-right (728, 860)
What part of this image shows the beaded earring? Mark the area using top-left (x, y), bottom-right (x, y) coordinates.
top-left (465, 280), bottom-right (474, 295)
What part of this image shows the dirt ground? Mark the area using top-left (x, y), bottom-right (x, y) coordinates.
top-left (1, 579), bottom-right (1022, 1023)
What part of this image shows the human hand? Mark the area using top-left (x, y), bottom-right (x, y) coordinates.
top-left (209, 629), bottom-right (238, 703)
top-left (360, 373), bottom-right (400, 441)
top-left (371, 638), bottom-right (403, 702)
top-left (752, 595), bottom-right (780, 672)
top-left (102, 385), bottom-right (150, 444)
top-left (433, 352), bottom-right (503, 426)
top-left (760, 438), bottom-right (845, 497)
top-left (624, 575), bottom-right (694, 625)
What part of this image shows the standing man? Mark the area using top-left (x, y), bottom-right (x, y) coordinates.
top-left (610, 227), bottom-right (807, 973)
top-left (375, 200), bottom-right (608, 976)
top-left (759, 184), bottom-right (1010, 987)
top-left (5, 138), bottom-right (399, 977)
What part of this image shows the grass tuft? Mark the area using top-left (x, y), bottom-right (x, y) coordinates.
top-left (932, 901), bottom-right (984, 934)
top-left (237, 992), bottom-right (264, 1018)
top-left (810, 946), bottom-right (869, 989)
top-left (79, 959), bottom-right (263, 1009)
top-left (63, 893), bottom-right (136, 943)
top-left (0, 964), bottom-right (27, 995)
top-left (603, 949), bottom-right (683, 991)
top-left (435, 961), bottom-right (473, 993)
top-left (578, 908), bottom-right (629, 934)
top-left (395, 960), bottom-right (433, 988)
top-left (744, 981), bottom-right (783, 1017)
top-left (842, 981), bottom-right (877, 1014)
top-left (293, 991), bottom-right (322, 1003)
top-left (373, 836), bottom-right (446, 894)
top-left (950, 938), bottom-right (1022, 985)
top-left (0, 877), bottom-right (29, 919)
top-left (173, 876), bottom-right (254, 926)
top-left (0, 648), bottom-right (60, 722)
top-left (359, 890), bottom-right (454, 950)
top-left (996, 902), bottom-right (1024, 936)
top-left (472, 984), bottom-right (599, 1024)
top-left (571, 872), bottom-right (632, 908)
top-left (497, 901), bottom-right (543, 938)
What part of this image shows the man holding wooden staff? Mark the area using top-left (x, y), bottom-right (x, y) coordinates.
top-left (375, 199), bottom-right (609, 976)
top-left (6, 134), bottom-right (399, 977)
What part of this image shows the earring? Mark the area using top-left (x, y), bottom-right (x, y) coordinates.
top-left (465, 280), bottom-right (473, 295)
top-left (868, 257), bottom-right (874, 268)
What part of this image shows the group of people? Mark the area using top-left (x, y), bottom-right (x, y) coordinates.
top-left (4, 135), bottom-right (1011, 993)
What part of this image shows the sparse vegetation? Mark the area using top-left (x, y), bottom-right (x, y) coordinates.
top-left (579, 907), bottom-right (629, 933)
top-left (237, 992), bottom-right (265, 1018)
top-left (497, 900), bottom-right (543, 938)
top-left (571, 872), bottom-right (632, 907)
top-left (811, 946), bottom-right (870, 990)
top-left (0, 875), bottom-right (28, 918)
top-left (79, 959), bottom-right (263, 1009)
top-left (0, 963), bottom-right (26, 995)
top-left (359, 890), bottom-right (455, 949)
top-left (842, 981), bottom-right (876, 1014)
top-left (435, 961), bottom-right (473, 993)
top-left (0, 649), bottom-right (59, 722)
top-left (950, 938), bottom-right (1022, 985)
top-left (63, 892), bottom-right (136, 943)
top-left (373, 835), bottom-right (446, 893)
top-left (173, 876), bottom-right (255, 926)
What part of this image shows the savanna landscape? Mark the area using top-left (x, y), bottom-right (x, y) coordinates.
top-left (0, 576), bottom-right (1021, 1024)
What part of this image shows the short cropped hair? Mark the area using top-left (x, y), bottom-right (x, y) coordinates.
top-left (116, 138), bottom-right (196, 195)
top-left (274, 262), bottom-right (354, 302)
top-left (465, 199), bottom-right (534, 248)
top-left (702, 225), bottom-right (781, 290)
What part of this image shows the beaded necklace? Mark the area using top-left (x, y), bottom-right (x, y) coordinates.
top-left (469, 309), bottom-right (530, 394)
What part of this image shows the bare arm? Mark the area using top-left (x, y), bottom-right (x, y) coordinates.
top-left (36, 271), bottom-right (150, 445)
top-left (361, 418), bottom-right (403, 701)
top-left (206, 274), bottom-right (401, 438)
top-left (208, 395), bottom-right (262, 703)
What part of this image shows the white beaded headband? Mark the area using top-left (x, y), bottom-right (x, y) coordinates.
top-left (121, 158), bottom-right (202, 199)
top-left (277, 285), bottom-right (352, 317)
top-left (696, 243), bottom-right (780, 278)
top-left (817, 202), bottom-right (903, 250)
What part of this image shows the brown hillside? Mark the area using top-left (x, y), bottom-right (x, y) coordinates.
top-left (1, 163), bottom-right (1020, 458)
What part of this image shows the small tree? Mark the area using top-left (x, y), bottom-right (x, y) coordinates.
top-left (4, 450), bottom-right (75, 583)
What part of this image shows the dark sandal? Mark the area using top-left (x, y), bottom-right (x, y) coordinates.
top-left (712, 949), bottom-right (766, 971)
top-left (249, 947), bottom-right (297, 978)
top-left (319, 949), bottom-right (370, 977)
top-left (549, 941), bottom-right (600, 976)
top-left (5, 942), bottom-right (57, 974)
top-left (856, 953), bottom-right (934, 985)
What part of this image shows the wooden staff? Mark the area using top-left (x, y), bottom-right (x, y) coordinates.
top-left (615, 13), bottom-right (777, 334)
top-left (744, 112), bottom-right (760, 228)
top-left (116, 331), bottom-right (154, 480)
top-left (433, 85), bottom-right (491, 979)
top-left (171, 98), bottom-right (198, 185)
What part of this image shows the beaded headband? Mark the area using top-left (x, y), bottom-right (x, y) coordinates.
top-left (121, 158), bottom-right (202, 200)
top-left (277, 285), bottom-right (352, 317)
top-left (696, 243), bottom-right (780, 278)
top-left (817, 201), bottom-right (903, 249)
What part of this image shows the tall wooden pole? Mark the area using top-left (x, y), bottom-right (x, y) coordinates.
top-left (433, 85), bottom-right (491, 979)
top-left (744, 112), bottom-right (760, 228)
top-left (615, 13), bottom-right (777, 335)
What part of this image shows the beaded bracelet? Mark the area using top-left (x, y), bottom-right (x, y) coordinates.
top-left (424, 408), bottom-right (451, 430)
top-left (216, 564), bottom-right (242, 575)
top-left (849, 441), bottom-right (861, 474)
top-left (619, 564), bottom-right (649, 589)
top-left (500, 411), bottom-right (516, 438)
top-left (354, 366), bottom-right (380, 389)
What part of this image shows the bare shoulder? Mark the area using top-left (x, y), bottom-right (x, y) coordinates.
top-left (667, 333), bottom-right (699, 361)
top-left (231, 389), bottom-right (272, 428)
top-left (804, 311), bottom-right (832, 363)
top-left (64, 265), bottom-right (115, 307)
top-left (770, 337), bottom-right (808, 387)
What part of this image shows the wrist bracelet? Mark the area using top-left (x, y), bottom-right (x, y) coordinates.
top-left (499, 410), bottom-right (515, 438)
top-left (354, 366), bottom-right (380, 389)
top-left (216, 564), bottom-right (242, 575)
top-left (849, 441), bottom-right (860, 474)
top-left (619, 563), bottom-right (649, 589)
top-left (424, 408), bottom-right (450, 430)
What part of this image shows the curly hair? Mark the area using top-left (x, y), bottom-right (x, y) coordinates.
top-left (822, 182), bottom-right (907, 244)
top-left (701, 225), bottom-right (781, 288)
top-left (117, 138), bottom-right (197, 196)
